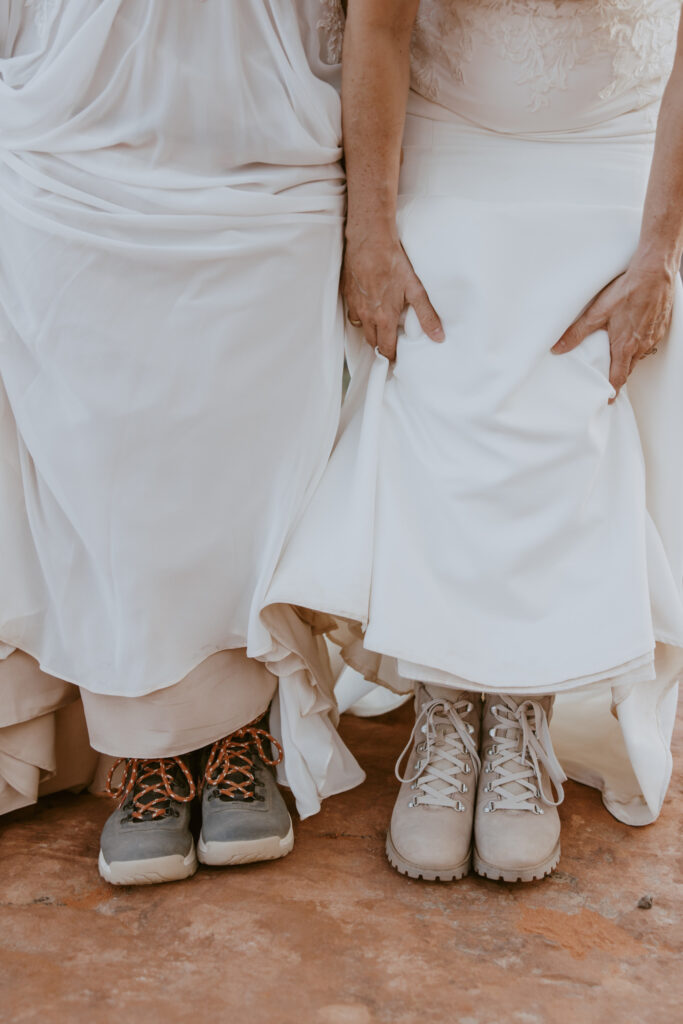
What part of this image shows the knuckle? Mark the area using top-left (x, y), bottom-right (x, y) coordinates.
top-left (375, 313), bottom-right (392, 330)
top-left (406, 279), bottom-right (427, 302)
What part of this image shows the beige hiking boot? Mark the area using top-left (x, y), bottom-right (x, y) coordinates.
top-left (473, 694), bottom-right (566, 883)
top-left (386, 684), bottom-right (481, 882)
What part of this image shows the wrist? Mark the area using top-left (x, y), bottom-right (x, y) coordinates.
top-left (345, 214), bottom-right (399, 249)
top-left (633, 231), bottom-right (683, 277)
top-left (629, 246), bottom-right (682, 281)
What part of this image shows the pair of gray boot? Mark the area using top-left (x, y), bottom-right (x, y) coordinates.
top-left (99, 724), bottom-right (293, 886)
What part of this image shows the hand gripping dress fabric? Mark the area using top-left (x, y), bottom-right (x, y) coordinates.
top-left (0, 0), bottom-right (364, 818)
top-left (264, 0), bottom-right (683, 825)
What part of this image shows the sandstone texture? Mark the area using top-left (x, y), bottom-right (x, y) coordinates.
top-left (1, 706), bottom-right (681, 1024)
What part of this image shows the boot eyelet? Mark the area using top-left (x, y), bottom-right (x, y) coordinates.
top-left (455, 800), bottom-right (465, 812)
top-left (416, 742), bottom-right (426, 753)
top-left (488, 727), bottom-right (498, 738)
top-left (463, 763), bottom-right (471, 774)
top-left (490, 705), bottom-right (498, 715)
top-left (484, 764), bottom-right (493, 773)
top-left (484, 782), bottom-right (492, 793)
top-left (408, 799), bottom-right (418, 808)
top-left (410, 782), bottom-right (418, 790)
top-left (420, 724), bottom-right (428, 734)
top-left (466, 723), bottom-right (475, 735)
top-left (461, 783), bottom-right (468, 794)
top-left (465, 702), bottom-right (474, 713)
top-left (533, 805), bottom-right (544, 815)
top-left (483, 802), bottom-right (495, 813)
top-left (487, 745), bottom-right (497, 756)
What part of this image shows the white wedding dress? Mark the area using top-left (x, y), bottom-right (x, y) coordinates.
top-left (0, 1), bottom-right (364, 816)
top-left (266, 0), bottom-right (683, 825)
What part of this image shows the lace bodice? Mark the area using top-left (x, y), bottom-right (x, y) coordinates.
top-left (318, 0), bottom-right (681, 125)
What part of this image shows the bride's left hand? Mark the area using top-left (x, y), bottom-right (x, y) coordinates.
top-left (551, 261), bottom-right (677, 403)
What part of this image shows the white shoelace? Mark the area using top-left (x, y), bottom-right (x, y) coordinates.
top-left (395, 696), bottom-right (481, 810)
top-left (483, 697), bottom-right (566, 813)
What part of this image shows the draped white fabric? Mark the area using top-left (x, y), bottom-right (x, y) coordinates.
top-left (0, 0), bottom-right (364, 818)
top-left (266, 0), bottom-right (683, 826)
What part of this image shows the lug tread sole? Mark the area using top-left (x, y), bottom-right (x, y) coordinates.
top-left (473, 841), bottom-right (561, 883)
top-left (98, 844), bottom-right (198, 886)
top-left (197, 821), bottom-right (294, 866)
top-left (386, 833), bottom-right (471, 882)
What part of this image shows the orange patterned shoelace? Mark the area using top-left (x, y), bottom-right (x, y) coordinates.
top-left (201, 718), bottom-right (284, 801)
top-left (105, 757), bottom-right (196, 821)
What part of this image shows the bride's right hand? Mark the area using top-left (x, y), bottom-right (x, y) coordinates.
top-left (342, 228), bottom-right (444, 360)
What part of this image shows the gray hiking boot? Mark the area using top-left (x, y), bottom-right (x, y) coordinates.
top-left (197, 717), bottom-right (294, 866)
top-left (99, 756), bottom-right (197, 886)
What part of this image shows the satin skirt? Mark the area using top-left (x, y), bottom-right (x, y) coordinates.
top-left (265, 106), bottom-right (683, 826)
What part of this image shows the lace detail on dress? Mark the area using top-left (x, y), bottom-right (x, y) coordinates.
top-left (411, 0), bottom-right (681, 111)
top-left (411, 2), bottom-right (472, 100)
top-left (600, 0), bottom-right (680, 102)
top-left (314, 0), bottom-right (679, 111)
top-left (317, 0), bottom-right (345, 65)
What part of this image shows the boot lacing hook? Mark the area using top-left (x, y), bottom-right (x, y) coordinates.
top-left (105, 757), bottom-right (196, 821)
top-left (201, 717), bottom-right (284, 800)
top-left (395, 697), bottom-right (480, 809)
top-left (488, 698), bottom-right (566, 811)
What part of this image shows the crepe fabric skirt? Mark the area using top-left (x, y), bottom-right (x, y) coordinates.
top-left (265, 101), bottom-right (683, 827)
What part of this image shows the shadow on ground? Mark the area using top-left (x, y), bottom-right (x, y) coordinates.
top-left (1, 706), bottom-right (681, 1024)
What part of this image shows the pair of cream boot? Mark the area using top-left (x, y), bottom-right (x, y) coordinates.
top-left (387, 684), bottom-right (566, 883)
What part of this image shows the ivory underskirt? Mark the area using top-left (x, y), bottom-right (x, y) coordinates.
top-left (0, 646), bottom-right (279, 815)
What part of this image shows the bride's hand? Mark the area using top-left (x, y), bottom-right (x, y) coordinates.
top-left (343, 229), bottom-right (444, 360)
top-left (551, 260), bottom-right (677, 403)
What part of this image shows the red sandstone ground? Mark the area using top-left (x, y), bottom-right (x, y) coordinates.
top-left (1, 706), bottom-right (681, 1024)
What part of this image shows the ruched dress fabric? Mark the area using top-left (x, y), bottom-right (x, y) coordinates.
top-left (0, 0), bottom-right (365, 817)
top-left (265, 0), bottom-right (683, 825)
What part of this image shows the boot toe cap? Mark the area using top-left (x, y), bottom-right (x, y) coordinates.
top-left (390, 805), bottom-right (472, 872)
top-left (474, 808), bottom-right (560, 872)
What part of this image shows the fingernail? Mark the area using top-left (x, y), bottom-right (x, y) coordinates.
top-left (551, 342), bottom-right (565, 353)
top-left (432, 328), bottom-right (445, 342)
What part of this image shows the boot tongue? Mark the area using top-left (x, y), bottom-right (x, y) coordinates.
top-left (494, 694), bottom-right (552, 737)
top-left (415, 683), bottom-right (469, 739)
top-left (423, 683), bottom-right (467, 705)
top-left (131, 761), bottom-right (177, 817)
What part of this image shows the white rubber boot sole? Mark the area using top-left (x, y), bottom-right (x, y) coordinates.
top-left (386, 833), bottom-right (471, 882)
top-left (197, 821), bottom-right (294, 866)
top-left (473, 841), bottom-right (561, 883)
top-left (98, 843), bottom-right (198, 886)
